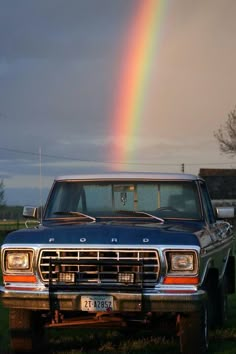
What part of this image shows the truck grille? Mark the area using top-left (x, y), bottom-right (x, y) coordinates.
top-left (39, 249), bottom-right (160, 287)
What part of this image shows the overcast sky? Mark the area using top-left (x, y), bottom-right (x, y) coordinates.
top-left (0, 0), bottom-right (236, 205)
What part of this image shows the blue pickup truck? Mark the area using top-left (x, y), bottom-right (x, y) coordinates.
top-left (0, 172), bottom-right (235, 353)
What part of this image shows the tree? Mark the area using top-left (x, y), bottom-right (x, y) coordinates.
top-left (214, 108), bottom-right (236, 155)
top-left (0, 179), bottom-right (6, 207)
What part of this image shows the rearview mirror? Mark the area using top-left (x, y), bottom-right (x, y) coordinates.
top-left (23, 206), bottom-right (38, 219)
top-left (215, 206), bottom-right (235, 219)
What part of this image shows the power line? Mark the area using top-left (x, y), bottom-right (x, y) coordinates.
top-left (0, 146), bottom-right (183, 165)
top-left (0, 146), bottom-right (101, 163)
top-left (0, 146), bottom-right (235, 167)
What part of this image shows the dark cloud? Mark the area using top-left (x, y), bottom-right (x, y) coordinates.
top-left (0, 0), bottom-right (132, 60)
top-left (0, 0), bottom-right (236, 204)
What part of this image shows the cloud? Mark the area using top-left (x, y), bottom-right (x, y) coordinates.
top-left (0, 0), bottom-right (236, 204)
top-left (0, 0), bottom-right (132, 60)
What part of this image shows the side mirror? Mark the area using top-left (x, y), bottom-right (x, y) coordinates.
top-left (216, 206), bottom-right (235, 219)
top-left (23, 206), bottom-right (38, 219)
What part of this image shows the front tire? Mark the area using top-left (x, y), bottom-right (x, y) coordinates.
top-left (179, 304), bottom-right (208, 354)
top-left (9, 309), bottom-right (46, 353)
top-left (215, 276), bottom-right (228, 327)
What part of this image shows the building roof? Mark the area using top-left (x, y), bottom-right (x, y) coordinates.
top-left (199, 168), bottom-right (236, 177)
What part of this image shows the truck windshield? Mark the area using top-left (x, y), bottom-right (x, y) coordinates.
top-left (44, 180), bottom-right (202, 220)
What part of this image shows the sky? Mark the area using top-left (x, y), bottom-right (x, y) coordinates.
top-left (0, 0), bottom-right (236, 205)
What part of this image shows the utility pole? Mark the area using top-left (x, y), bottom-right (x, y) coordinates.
top-left (39, 147), bottom-right (43, 224)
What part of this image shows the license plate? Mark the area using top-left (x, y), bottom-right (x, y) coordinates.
top-left (81, 295), bottom-right (113, 312)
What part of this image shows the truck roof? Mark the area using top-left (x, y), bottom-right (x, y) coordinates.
top-left (55, 172), bottom-right (202, 182)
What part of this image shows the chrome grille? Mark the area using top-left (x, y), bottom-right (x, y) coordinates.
top-left (39, 249), bottom-right (160, 287)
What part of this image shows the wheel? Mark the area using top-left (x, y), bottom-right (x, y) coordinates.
top-left (215, 276), bottom-right (228, 327)
top-left (178, 305), bottom-right (208, 354)
top-left (207, 275), bottom-right (228, 329)
top-left (9, 309), bottom-right (46, 353)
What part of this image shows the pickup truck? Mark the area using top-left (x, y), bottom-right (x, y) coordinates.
top-left (0, 172), bottom-right (235, 354)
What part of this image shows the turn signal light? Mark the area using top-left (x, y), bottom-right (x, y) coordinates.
top-left (163, 276), bottom-right (199, 285)
top-left (3, 275), bottom-right (37, 283)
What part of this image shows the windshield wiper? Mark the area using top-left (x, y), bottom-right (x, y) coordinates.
top-left (116, 210), bottom-right (164, 223)
top-left (53, 211), bottom-right (96, 222)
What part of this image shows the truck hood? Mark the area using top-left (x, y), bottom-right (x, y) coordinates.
top-left (3, 221), bottom-right (205, 247)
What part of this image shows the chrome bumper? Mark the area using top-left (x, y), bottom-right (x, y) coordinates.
top-left (0, 286), bottom-right (207, 313)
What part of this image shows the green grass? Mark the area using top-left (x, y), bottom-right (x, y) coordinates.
top-left (1, 294), bottom-right (236, 353)
top-left (47, 329), bottom-right (178, 353)
top-left (0, 301), bottom-right (9, 353)
top-left (0, 220), bottom-right (38, 232)
top-left (43, 295), bottom-right (236, 353)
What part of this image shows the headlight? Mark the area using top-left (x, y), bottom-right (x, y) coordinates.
top-left (166, 251), bottom-right (198, 275)
top-left (4, 250), bottom-right (33, 272)
top-left (171, 254), bottom-right (194, 271)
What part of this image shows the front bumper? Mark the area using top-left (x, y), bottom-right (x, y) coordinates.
top-left (0, 286), bottom-right (207, 313)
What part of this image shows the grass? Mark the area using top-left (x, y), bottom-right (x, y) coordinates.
top-left (47, 328), bottom-right (178, 353)
top-left (0, 231), bottom-right (236, 353)
top-left (0, 301), bottom-right (9, 353)
top-left (0, 220), bottom-right (24, 230)
top-left (43, 295), bottom-right (236, 353)
top-left (0, 220), bottom-right (38, 232)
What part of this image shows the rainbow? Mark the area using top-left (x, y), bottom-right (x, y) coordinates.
top-left (111, 0), bottom-right (167, 169)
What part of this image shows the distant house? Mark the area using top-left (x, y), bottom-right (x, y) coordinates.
top-left (199, 169), bottom-right (236, 202)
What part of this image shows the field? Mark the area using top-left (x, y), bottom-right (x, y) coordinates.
top-left (0, 230), bottom-right (236, 353)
